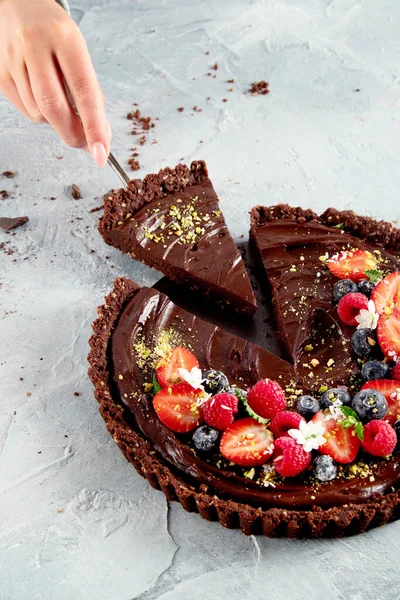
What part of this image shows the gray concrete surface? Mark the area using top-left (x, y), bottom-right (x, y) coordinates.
top-left (1, 1), bottom-right (400, 598)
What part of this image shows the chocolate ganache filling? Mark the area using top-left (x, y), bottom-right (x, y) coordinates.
top-left (110, 286), bottom-right (400, 510)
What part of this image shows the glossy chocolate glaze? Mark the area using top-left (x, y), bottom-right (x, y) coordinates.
top-left (111, 286), bottom-right (400, 510)
top-left (251, 219), bottom-right (400, 390)
top-left (102, 177), bottom-right (257, 315)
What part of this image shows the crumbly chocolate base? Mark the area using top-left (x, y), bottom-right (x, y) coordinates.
top-left (99, 161), bottom-right (208, 232)
top-left (88, 276), bottom-right (400, 538)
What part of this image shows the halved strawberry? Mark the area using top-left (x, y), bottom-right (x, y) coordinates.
top-left (312, 411), bottom-right (361, 464)
top-left (362, 379), bottom-right (400, 424)
top-left (156, 346), bottom-right (199, 388)
top-left (219, 417), bottom-right (274, 467)
top-left (153, 382), bottom-right (203, 433)
top-left (328, 249), bottom-right (377, 282)
top-left (371, 273), bottom-right (400, 359)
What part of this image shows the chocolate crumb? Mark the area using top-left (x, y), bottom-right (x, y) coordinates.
top-left (355, 88), bottom-right (361, 92)
top-left (89, 205), bottom-right (104, 213)
top-left (71, 184), bottom-right (82, 199)
top-left (222, 98), bottom-right (228, 102)
top-left (2, 171), bottom-right (15, 178)
top-left (73, 391), bottom-right (80, 397)
top-left (177, 107), bottom-right (184, 112)
top-left (0, 190), bottom-right (9, 199)
top-left (128, 158), bottom-right (140, 171)
top-left (0, 216), bottom-right (29, 231)
top-left (212, 62), bottom-right (218, 70)
top-left (227, 79), bottom-right (235, 83)
top-left (248, 81), bottom-right (269, 95)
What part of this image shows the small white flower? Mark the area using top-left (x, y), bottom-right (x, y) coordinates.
top-left (288, 420), bottom-right (326, 452)
top-left (327, 399), bottom-right (344, 421)
top-left (195, 392), bottom-right (212, 408)
top-left (355, 299), bottom-right (379, 330)
top-left (178, 366), bottom-right (204, 391)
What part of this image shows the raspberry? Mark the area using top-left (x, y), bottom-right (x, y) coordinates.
top-left (362, 420), bottom-right (397, 457)
top-left (337, 292), bottom-right (369, 326)
top-left (392, 362), bottom-right (400, 381)
top-left (273, 437), bottom-right (311, 477)
top-left (203, 392), bottom-right (238, 431)
top-left (247, 379), bottom-right (286, 420)
top-left (270, 411), bottom-right (305, 438)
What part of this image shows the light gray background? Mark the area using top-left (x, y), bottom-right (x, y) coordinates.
top-left (1, 1), bottom-right (400, 598)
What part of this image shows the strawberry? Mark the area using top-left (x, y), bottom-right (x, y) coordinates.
top-left (312, 410), bottom-right (361, 464)
top-left (362, 420), bottom-right (397, 457)
top-left (219, 417), bottom-right (274, 467)
top-left (392, 362), bottom-right (400, 380)
top-left (362, 379), bottom-right (400, 424)
top-left (273, 437), bottom-right (311, 477)
top-left (247, 379), bottom-right (286, 420)
top-left (328, 249), bottom-right (377, 282)
top-left (153, 382), bottom-right (203, 433)
top-left (337, 292), bottom-right (369, 326)
top-left (270, 411), bottom-right (305, 438)
top-left (371, 273), bottom-right (400, 359)
top-left (156, 346), bottom-right (199, 388)
top-left (203, 392), bottom-right (239, 431)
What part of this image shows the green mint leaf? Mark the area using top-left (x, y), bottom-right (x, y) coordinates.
top-left (334, 223), bottom-right (344, 229)
top-left (355, 421), bottom-right (364, 441)
top-left (152, 374), bottom-right (162, 395)
top-left (364, 269), bottom-right (384, 283)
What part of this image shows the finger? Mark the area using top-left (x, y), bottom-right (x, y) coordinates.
top-left (10, 61), bottom-right (45, 123)
top-left (0, 74), bottom-right (33, 120)
top-left (26, 52), bottom-right (86, 148)
top-left (57, 37), bottom-right (110, 167)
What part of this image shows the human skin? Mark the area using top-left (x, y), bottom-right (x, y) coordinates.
top-left (0, 0), bottom-right (111, 166)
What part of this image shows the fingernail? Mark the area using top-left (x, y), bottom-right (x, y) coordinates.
top-left (91, 142), bottom-right (107, 168)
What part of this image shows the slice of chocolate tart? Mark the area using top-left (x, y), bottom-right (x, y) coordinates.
top-left (250, 205), bottom-right (400, 391)
top-left (99, 161), bottom-right (257, 315)
top-left (88, 277), bottom-right (400, 538)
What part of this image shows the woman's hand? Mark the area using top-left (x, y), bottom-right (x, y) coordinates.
top-left (0, 0), bottom-right (111, 167)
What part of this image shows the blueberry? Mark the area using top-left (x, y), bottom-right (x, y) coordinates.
top-left (313, 455), bottom-right (337, 482)
top-left (352, 389), bottom-right (388, 423)
top-left (192, 425), bottom-right (219, 452)
top-left (351, 329), bottom-right (377, 358)
top-left (393, 420), bottom-right (400, 446)
top-left (357, 279), bottom-right (376, 297)
top-left (202, 370), bottom-right (229, 395)
top-left (295, 395), bottom-right (320, 420)
top-left (320, 388), bottom-right (352, 408)
top-left (361, 360), bottom-right (390, 382)
top-left (333, 279), bottom-right (358, 302)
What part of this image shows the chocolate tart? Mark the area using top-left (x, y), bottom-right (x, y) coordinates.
top-left (250, 205), bottom-right (400, 391)
top-left (99, 161), bottom-right (257, 315)
top-left (88, 274), bottom-right (400, 539)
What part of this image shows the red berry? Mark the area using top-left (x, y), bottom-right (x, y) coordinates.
top-left (247, 379), bottom-right (286, 420)
top-left (203, 392), bottom-right (239, 431)
top-left (153, 382), bottom-right (203, 433)
top-left (371, 273), bottom-right (400, 359)
top-left (362, 420), bottom-right (397, 457)
top-left (362, 379), bottom-right (400, 424)
top-left (270, 411), bottom-right (305, 438)
top-left (156, 346), bottom-right (199, 388)
top-left (273, 437), bottom-right (311, 477)
top-left (328, 249), bottom-right (377, 282)
top-left (312, 410), bottom-right (361, 464)
top-left (392, 363), bottom-right (400, 380)
top-left (220, 417), bottom-right (274, 467)
top-left (337, 292), bottom-right (369, 326)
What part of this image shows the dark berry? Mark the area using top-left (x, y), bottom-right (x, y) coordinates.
top-left (313, 455), bottom-right (337, 482)
top-left (352, 389), bottom-right (388, 423)
top-left (361, 360), bottom-right (390, 382)
top-left (357, 279), bottom-right (376, 297)
top-left (333, 279), bottom-right (358, 302)
top-left (202, 370), bottom-right (229, 395)
top-left (393, 420), bottom-right (400, 446)
top-left (351, 328), bottom-right (377, 358)
top-left (192, 425), bottom-right (219, 452)
top-left (320, 388), bottom-right (351, 408)
top-left (295, 395), bottom-right (320, 420)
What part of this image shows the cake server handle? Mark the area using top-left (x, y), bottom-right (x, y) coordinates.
top-left (61, 2), bottom-right (130, 188)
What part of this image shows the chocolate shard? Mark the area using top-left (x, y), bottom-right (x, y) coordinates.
top-left (0, 216), bottom-right (29, 231)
